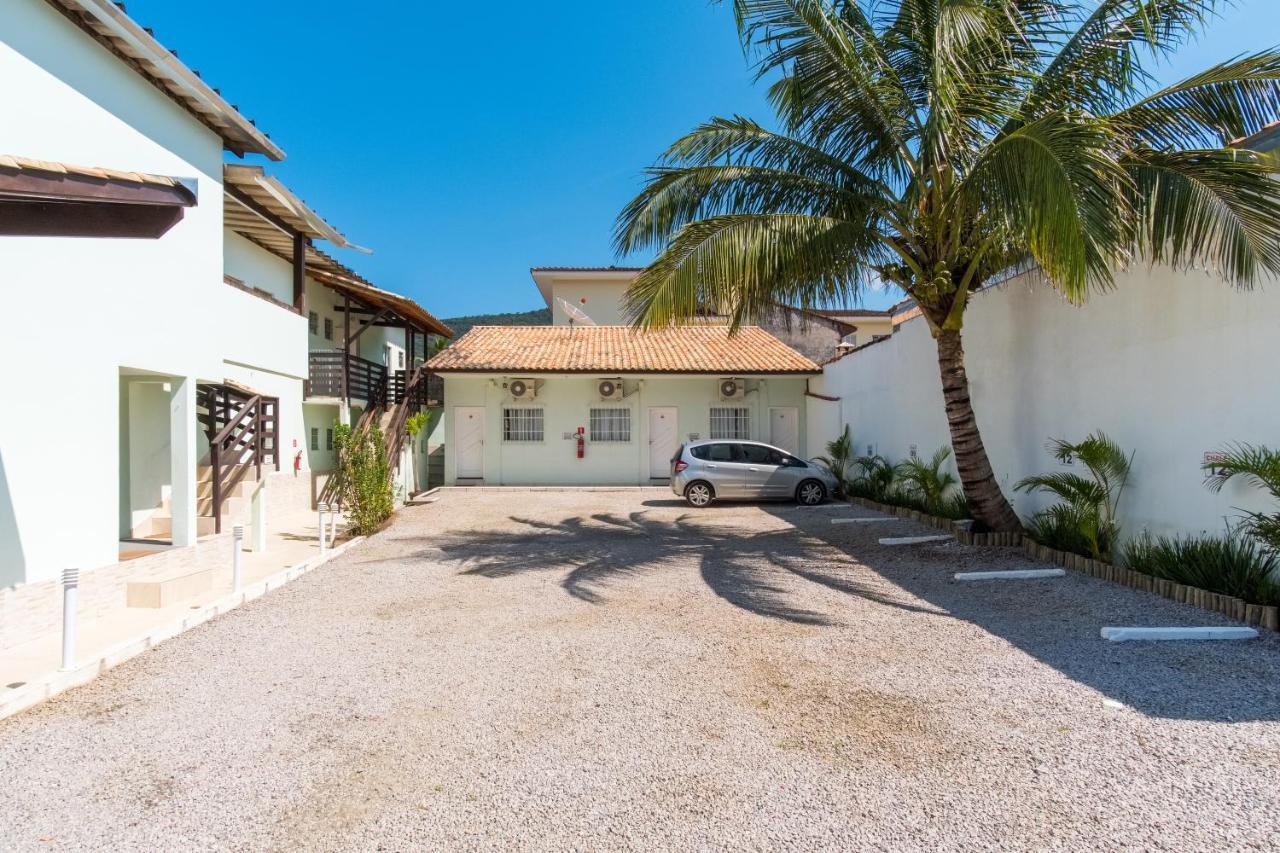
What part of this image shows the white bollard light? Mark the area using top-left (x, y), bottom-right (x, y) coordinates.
top-left (317, 503), bottom-right (328, 554)
top-left (232, 525), bottom-right (244, 593)
top-left (60, 568), bottom-right (79, 671)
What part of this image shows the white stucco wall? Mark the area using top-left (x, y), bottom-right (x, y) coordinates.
top-left (0, 1), bottom-right (302, 586)
top-left (548, 277), bottom-right (632, 325)
top-left (811, 266), bottom-right (1280, 539)
top-left (441, 373), bottom-right (811, 485)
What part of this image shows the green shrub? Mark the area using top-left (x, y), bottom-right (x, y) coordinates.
top-left (405, 409), bottom-right (433, 438)
top-left (1016, 431), bottom-right (1132, 562)
top-left (333, 422), bottom-right (394, 536)
top-left (1123, 531), bottom-right (1280, 606)
top-left (813, 426), bottom-right (855, 495)
top-left (893, 446), bottom-right (963, 518)
top-left (848, 453), bottom-right (895, 502)
top-left (1202, 443), bottom-right (1280, 555)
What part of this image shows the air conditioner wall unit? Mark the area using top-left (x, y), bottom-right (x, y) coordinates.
top-left (596, 377), bottom-right (623, 401)
top-left (718, 377), bottom-right (746, 401)
top-left (504, 377), bottom-right (538, 400)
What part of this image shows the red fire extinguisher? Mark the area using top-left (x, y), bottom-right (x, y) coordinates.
top-left (293, 449), bottom-right (303, 476)
top-left (576, 426), bottom-right (585, 459)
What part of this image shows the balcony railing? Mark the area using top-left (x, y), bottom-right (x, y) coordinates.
top-left (307, 350), bottom-right (388, 407)
top-left (389, 369), bottom-right (444, 406)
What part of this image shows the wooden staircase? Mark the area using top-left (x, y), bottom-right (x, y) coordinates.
top-left (317, 367), bottom-right (433, 508)
top-left (197, 383), bottom-right (279, 535)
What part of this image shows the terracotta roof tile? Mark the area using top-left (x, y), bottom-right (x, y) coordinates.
top-left (427, 326), bottom-right (819, 374)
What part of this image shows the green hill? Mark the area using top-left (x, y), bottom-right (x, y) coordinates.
top-left (441, 308), bottom-right (551, 339)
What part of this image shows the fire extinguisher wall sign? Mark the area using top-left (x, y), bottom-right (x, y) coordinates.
top-left (576, 426), bottom-right (585, 459)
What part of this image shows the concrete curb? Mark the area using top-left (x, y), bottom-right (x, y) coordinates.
top-left (0, 536), bottom-right (367, 723)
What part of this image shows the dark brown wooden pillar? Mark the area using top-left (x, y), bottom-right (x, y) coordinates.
top-left (292, 233), bottom-right (307, 314)
top-left (342, 294), bottom-right (351, 405)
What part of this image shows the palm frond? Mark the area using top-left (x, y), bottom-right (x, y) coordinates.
top-left (1123, 147), bottom-right (1280, 286)
top-left (1113, 50), bottom-right (1280, 148)
top-left (1203, 442), bottom-right (1280, 496)
top-left (622, 213), bottom-right (881, 329)
top-left (960, 113), bottom-right (1131, 299)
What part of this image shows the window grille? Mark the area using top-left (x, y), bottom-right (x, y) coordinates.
top-left (590, 408), bottom-right (630, 442)
top-left (308, 311), bottom-right (318, 334)
top-left (710, 407), bottom-right (750, 440)
top-left (323, 317), bottom-right (333, 340)
top-left (310, 427), bottom-right (318, 451)
top-left (326, 428), bottom-right (334, 451)
top-left (503, 408), bottom-right (544, 442)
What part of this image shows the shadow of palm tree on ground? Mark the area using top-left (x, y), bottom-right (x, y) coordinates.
top-left (426, 509), bottom-right (942, 626)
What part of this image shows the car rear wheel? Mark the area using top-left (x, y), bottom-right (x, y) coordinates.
top-left (685, 481), bottom-right (714, 507)
top-left (797, 479), bottom-right (826, 506)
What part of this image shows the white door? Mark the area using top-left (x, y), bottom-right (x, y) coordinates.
top-left (770, 407), bottom-right (799, 455)
top-left (648, 407), bottom-right (679, 478)
top-left (454, 407), bottom-right (485, 479)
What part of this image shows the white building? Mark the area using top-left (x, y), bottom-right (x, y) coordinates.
top-left (0, 0), bottom-right (448, 607)
top-left (428, 268), bottom-right (820, 485)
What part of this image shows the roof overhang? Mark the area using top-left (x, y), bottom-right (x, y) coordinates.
top-left (1232, 121), bottom-right (1280, 154)
top-left (307, 259), bottom-right (453, 339)
top-left (0, 154), bottom-right (196, 237)
top-left (44, 0), bottom-right (284, 160)
top-left (223, 165), bottom-right (367, 252)
top-left (530, 267), bottom-right (643, 308)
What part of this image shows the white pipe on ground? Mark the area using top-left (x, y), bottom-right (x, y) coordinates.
top-left (955, 569), bottom-right (1065, 581)
top-left (232, 525), bottom-right (244, 593)
top-left (60, 568), bottom-right (79, 671)
top-left (1101, 626), bottom-right (1258, 642)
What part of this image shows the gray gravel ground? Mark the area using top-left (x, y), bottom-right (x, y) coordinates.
top-left (3, 488), bottom-right (1280, 852)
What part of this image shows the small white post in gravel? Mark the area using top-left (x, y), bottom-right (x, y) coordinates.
top-left (879, 535), bottom-right (953, 546)
top-left (1101, 626), bottom-right (1258, 642)
top-left (955, 569), bottom-right (1065, 581)
top-left (250, 483), bottom-right (267, 554)
top-left (60, 568), bottom-right (79, 671)
top-left (317, 503), bottom-right (328, 555)
top-left (232, 525), bottom-right (244, 593)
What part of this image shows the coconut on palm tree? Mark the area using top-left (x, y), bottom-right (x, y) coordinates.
top-left (615, 0), bottom-right (1280, 531)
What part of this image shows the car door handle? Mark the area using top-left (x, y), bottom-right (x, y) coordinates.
top-left (749, 467), bottom-right (760, 471)
top-left (706, 464), bottom-right (718, 469)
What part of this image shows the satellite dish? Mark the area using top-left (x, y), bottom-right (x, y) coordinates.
top-left (556, 297), bottom-right (597, 326)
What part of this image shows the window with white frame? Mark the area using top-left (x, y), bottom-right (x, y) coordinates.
top-left (503, 408), bottom-right (544, 442)
top-left (710, 407), bottom-right (751, 440)
top-left (310, 427), bottom-right (319, 451)
top-left (589, 408), bottom-right (631, 442)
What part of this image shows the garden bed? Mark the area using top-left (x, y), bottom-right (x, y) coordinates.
top-left (846, 496), bottom-right (1280, 631)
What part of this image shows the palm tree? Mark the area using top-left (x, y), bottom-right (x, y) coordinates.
top-left (614, 0), bottom-right (1280, 531)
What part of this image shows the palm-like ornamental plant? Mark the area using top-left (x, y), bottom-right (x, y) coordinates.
top-left (615, 0), bottom-right (1280, 531)
top-left (1203, 443), bottom-right (1280, 553)
top-left (813, 424), bottom-right (856, 491)
top-left (1015, 431), bottom-right (1133, 560)
top-left (894, 446), bottom-right (961, 516)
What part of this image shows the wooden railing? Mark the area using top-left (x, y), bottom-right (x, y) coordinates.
top-left (198, 383), bottom-right (279, 535)
top-left (307, 350), bottom-right (388, 407)
top-left (389, 369), bottom-right (443, 407)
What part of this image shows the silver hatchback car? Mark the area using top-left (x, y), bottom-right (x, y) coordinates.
top-left (670, 440), bottom-right (840, 507)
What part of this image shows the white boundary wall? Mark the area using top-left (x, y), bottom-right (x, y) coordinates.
top-left (809, 266), bottom-right (1280, 539)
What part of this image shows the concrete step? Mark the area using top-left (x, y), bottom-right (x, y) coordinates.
top-left (126, 566), bottom-right (213, 608)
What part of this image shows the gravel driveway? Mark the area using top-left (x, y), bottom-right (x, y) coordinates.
top-left (3, 488), bottom-right (1280, 851)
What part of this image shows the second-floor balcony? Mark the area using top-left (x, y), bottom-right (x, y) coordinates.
top-left (307, 351), bottom-right (443, 408)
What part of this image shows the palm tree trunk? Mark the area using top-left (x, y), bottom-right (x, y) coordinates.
top-left (934, 328), bottom-right (1023, 532)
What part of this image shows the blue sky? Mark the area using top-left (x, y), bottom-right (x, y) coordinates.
top-left (129, 0), bottom-right (1279, 316)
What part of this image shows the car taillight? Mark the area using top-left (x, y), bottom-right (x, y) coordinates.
top-left (674, 461), bottom-right (688, 473)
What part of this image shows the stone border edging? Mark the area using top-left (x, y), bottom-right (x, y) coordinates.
top-left (0, 536), bottom-right (367, 723)
top-left (844, 495), bottom-right (1279, 631)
